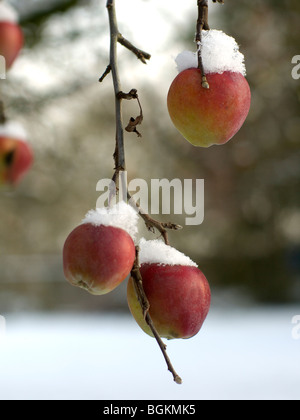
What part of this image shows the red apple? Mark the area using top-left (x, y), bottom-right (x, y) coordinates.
top-left (0, 136), bottom-right (33, 185)
top-left (63, 223), bottom-right (136, 295)
top-left (0, 21), bottom-right (23, 70)
top-left (127, 263), bottom-right (211, 340)
top-left (167, 68), bottom-right (251, 147)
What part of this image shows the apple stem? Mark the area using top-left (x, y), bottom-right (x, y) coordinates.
top-left (196, 1), bottom-right (210, 89)
top-left (196, 0), bottom-right (224, 89)
top-left (131, 247), bottom-right (183, 385)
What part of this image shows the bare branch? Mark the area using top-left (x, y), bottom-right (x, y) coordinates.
top-left (107, 0), bottom-right (126, 174)
top-left (118, 34), bottom-right (151, 64)
top-left (106, 0), bottom-right (182, 384)
top-left (131, 248), bottom-right (183, 385)
top-left (99, 65), bottom-right (112, 82)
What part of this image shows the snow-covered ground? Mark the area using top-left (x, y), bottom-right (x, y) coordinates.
top-left (0, 306), bottom-right (299, 400)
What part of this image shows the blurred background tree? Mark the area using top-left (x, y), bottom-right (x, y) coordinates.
top-left (0, 0), bottom-right (299, 313)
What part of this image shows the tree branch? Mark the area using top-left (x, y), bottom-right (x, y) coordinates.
top-left (106, 0), bottom-right (151, 180)
top-left (131, 248), bottom-right (183, 385)
top-left (118, 34), bottom-right (151, 64)
top-left (105, 0), bottom-right (182, 384)
top-left (107, 0), bottom-right (126, 179)
top-left (105, 1), bottom-right (181, 243)
top-left (99, 65), bottom-right (111, 82)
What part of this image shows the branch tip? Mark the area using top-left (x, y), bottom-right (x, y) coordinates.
top-left (174, 375), bottom-right (183, 385)
top-left (118, 34), bottom-right (151, 64)
top-left (99, 64), bottom-right (112, 82)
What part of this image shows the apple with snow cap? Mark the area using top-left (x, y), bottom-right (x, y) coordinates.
top-left (0, 121), bottom-right (33, 186)
top-left (63, 202), bottom-right (138, 295)
top-left (167, 30), bottom-right (251, 148)
top-left (0, 2), bottom-right (23, 70)
top-left (127, 239), bottom-right (211, 340)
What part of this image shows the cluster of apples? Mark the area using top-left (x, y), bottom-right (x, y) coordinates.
top-left (0, 2), bottom-right (33, 188)
top-left (63, 30), bottom-right (252, 342)
top-left (167, 30), bottom-right (251, 148)
top-left (63, 202), bottom-right (211, 340)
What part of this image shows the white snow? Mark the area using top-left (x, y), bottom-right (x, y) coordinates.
top-left (0, 306), bottom-right (299, 400)
top-left (0, 121), bottom-right (28, 142)
top-left (175, 51), bottom-right (199, 74)
top-left (0, 2), bottom-right (18, 23)
top-left (82, 202), bottom-right (139, 241)
top-left (175, 30), bottom-right (246, 76)
top-left (139, 238), bottom-right (198, 267)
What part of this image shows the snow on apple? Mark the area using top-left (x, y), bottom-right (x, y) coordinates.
top-left (127, 239), bottom-right (211, 340)
top-left (63, 202), bottom-right (138, 296)
top-left (167, 30), bottom-right (251, 148)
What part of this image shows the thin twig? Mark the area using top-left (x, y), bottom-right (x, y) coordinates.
top-left (107, 0), bottom-right (126, 178)
top-left (99, 64), bottom-right (112, 82)
top-left (118, 34), bottom-right (151, 64)
top-left (131, 248), bottom-right (183, 385)
top-left (127, 191), bottom-right (182, 246)
top-left (196, 0), bottom-right (210, 89)
top-left (196, 0), bottom-right (224, 89)
top-left (106, 0), bottom-right (182, 385)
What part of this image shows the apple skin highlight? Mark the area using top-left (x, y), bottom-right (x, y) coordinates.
top-left (167, 68), bottom-right (251, 148)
